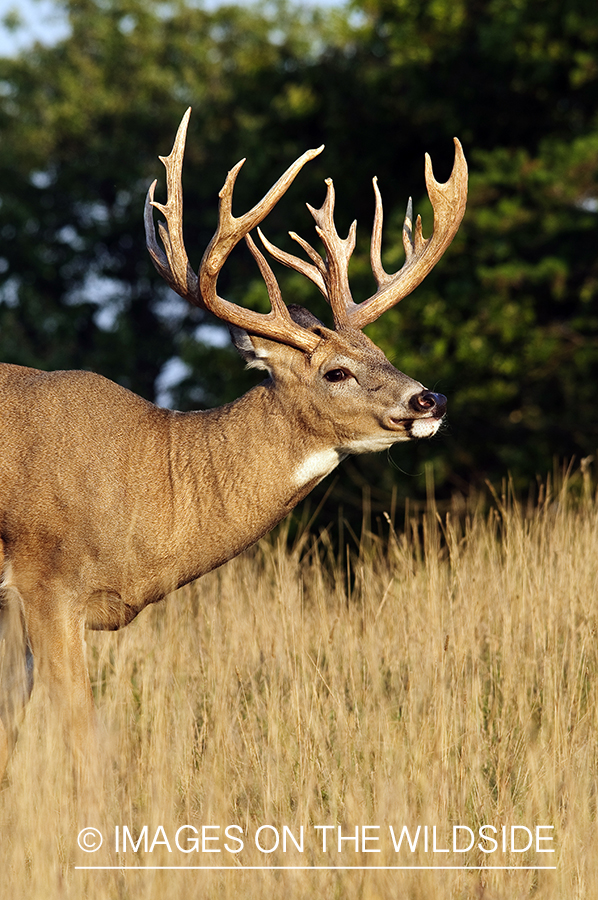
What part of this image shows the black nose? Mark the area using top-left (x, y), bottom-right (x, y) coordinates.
top-left (409, 390), bottom-right (447, 417)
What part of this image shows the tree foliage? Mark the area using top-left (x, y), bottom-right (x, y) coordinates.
top-left (0, 0), bottom-right (597, 515)
top-left (0, 0), bottom-right (334, 396)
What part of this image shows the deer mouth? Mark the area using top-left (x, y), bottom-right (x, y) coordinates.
top-left (384, 413), bottom-right (444, 439)
top-left (386, 411), bottom-right (443, 426)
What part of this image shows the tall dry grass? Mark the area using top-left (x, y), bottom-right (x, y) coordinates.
top-left (1, 467), bottom-right (597, 899)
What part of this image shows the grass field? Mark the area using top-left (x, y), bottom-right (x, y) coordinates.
top-left (1, 465), bottom-right (597, 899)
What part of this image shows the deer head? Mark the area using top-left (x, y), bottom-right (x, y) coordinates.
top-left (144, 109), bottom-right (467, 468)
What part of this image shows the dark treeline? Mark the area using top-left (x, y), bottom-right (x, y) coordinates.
top-left (0, 0), bottom-right (597, 521)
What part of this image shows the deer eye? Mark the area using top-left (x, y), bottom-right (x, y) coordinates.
top-left (324, 368), bottom-right (351, 383)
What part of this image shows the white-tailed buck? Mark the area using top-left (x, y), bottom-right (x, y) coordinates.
top-left (0, 109), bottom-right (467, 776)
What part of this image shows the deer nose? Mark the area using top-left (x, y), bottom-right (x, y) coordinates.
top-left (409, 390), bottom-right (447, 418)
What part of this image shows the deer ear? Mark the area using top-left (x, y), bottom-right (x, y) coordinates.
top-left (287, 305), bottom-right (325, 330)
top-left (229, 325), bottom-right (272, 372)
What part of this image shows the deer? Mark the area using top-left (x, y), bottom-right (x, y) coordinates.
top-left (0, 109), bottom-right (467, 778)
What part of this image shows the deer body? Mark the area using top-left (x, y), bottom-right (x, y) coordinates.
top-left (0, 326), bottom-right (429, 629)
top-left (0, 109), bottom-right (467, 777)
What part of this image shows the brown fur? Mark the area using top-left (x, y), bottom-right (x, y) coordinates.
top-left (0, 324), bottom-right (444, 776)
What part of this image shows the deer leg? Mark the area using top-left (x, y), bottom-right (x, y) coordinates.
top-left (22, 590), bottom-right (96, 776)
top-left (0, 593), bottom-right (34, 780)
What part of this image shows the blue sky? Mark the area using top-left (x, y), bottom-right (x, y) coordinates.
top-left (0, 0), bottom-right (341, 57)
top-left (0, 0), bottom-right (70, 56)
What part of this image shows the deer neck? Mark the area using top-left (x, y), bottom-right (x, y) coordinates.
top-left (164, 381), bottom-right (341, 582)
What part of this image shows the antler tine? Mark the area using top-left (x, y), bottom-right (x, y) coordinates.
top-left (348, 138), bottom-right (468, 330)
top-left (144, 108), bottom-right (201, 306)
top-left (257, 178), bottom-right (360, 329)
top-left (402, 197), bottom-right (415, 261)
top-left (243, 232), bottom-right (287, 319)
top-left (371, 179), bottom-right (415, 288)
top-left (256, 227), bottom-right (328, 298)
top-left (306, 179), bottom-right (358, 328)
top-left (198, 141), bottom-right (326, 352)
top-left (203, 142), bottom-right (324, 275)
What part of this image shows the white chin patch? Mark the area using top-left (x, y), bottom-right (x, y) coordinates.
top-left (410, 417), bottom-right (442, 439)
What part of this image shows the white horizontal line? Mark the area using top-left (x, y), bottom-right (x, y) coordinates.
top-left (75, 865), bottom-right (557, 871)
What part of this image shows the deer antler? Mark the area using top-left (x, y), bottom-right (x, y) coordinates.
top-left (355, 140), bottom-right (468, 328)
top-left (146, 109), bottom-right (467, 344)
top-left (258, 139), bottom-right (468, 330)
top-left (145, 108), bottom-right (324, 352)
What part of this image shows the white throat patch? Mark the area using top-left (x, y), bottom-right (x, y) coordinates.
top-left (293, 449), bottom-right (341, 489)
